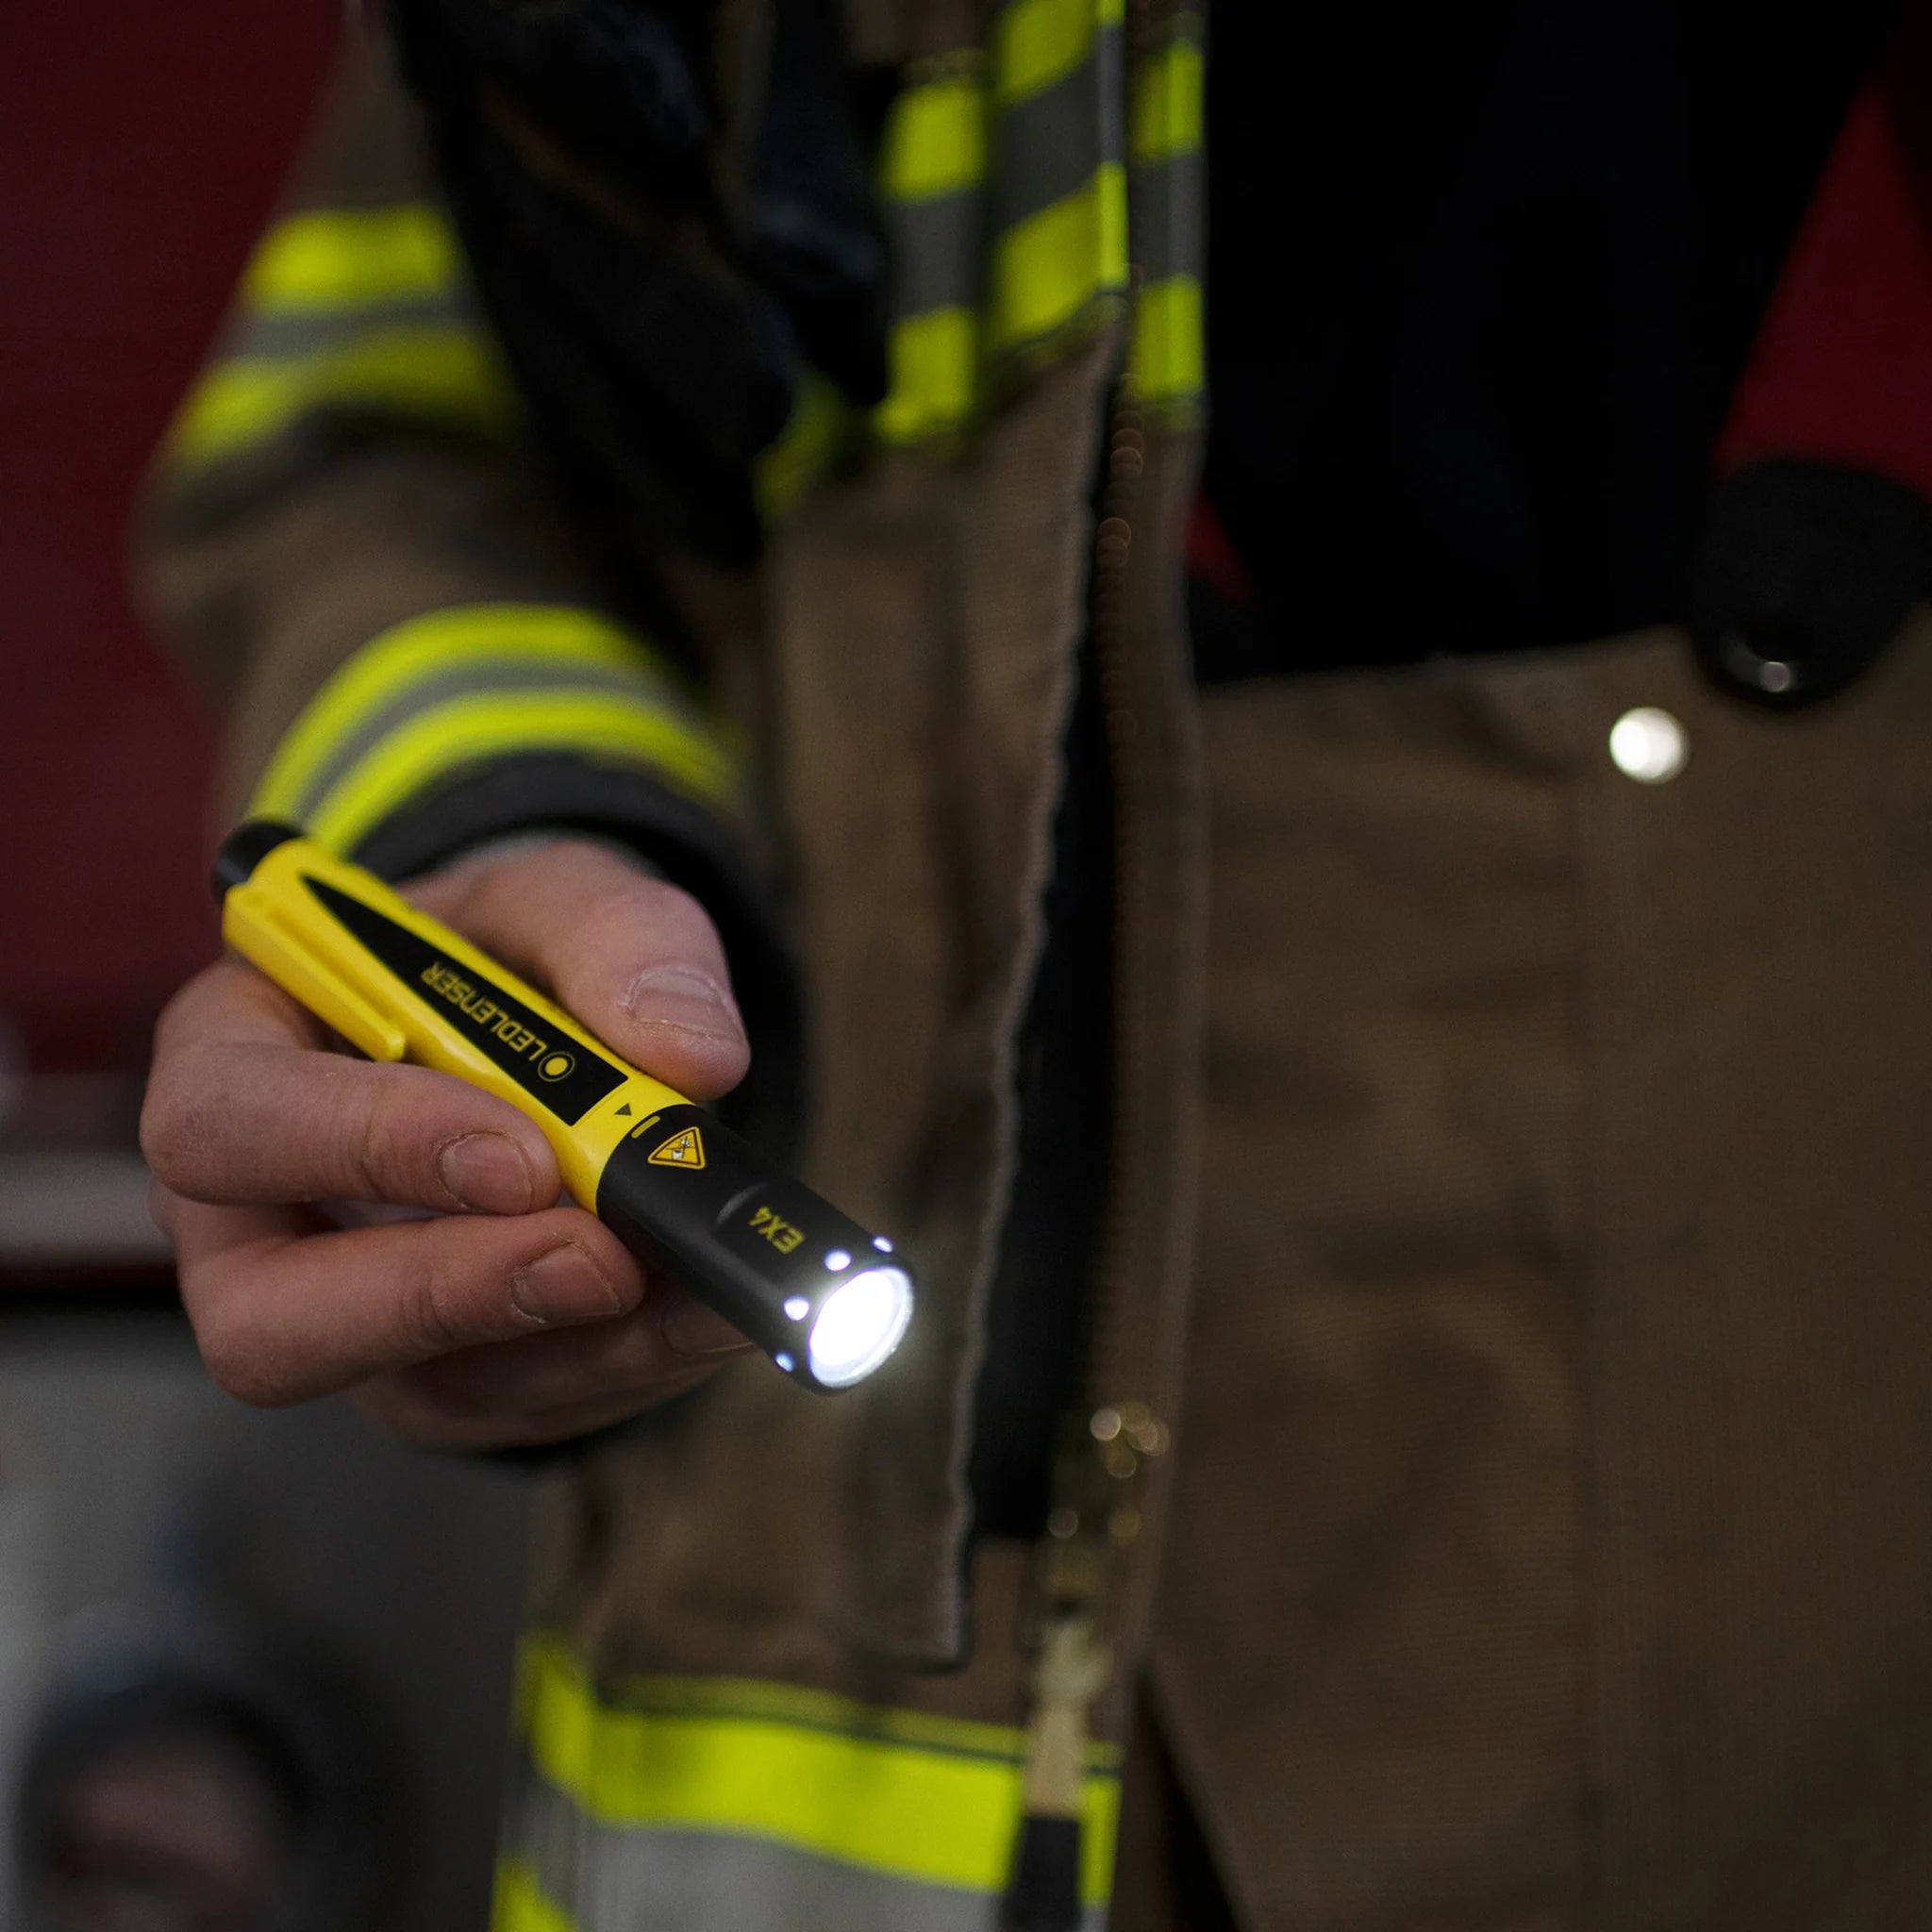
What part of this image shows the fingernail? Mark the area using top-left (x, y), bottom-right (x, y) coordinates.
top-left (622, 965), bottom-right (745, 1042)
top-left (511, 1242), bottom-right (623, 1325)
top-left (439, 1132), bottom-right (536, 1212)
top-left (658, 1291), bottom-right (755, 1360)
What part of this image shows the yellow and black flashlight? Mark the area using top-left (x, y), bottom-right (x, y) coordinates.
top-left (212, 821), bottom-right (914, 1391)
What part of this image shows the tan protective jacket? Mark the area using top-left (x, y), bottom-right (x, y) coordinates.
top-left (147, 4), bottom-right (1206, 1925)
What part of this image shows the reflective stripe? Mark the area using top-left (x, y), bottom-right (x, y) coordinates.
top-left (994, 0), bottom-right (1124, 107)
top-left (492, 1858), bottom-right (578, 1932)
top-left (512, 1638), bottom-right (1120, 1913)
top-left (242, 205), bottom-right (465, 309)
top-left (1129, 15), bottom-right (1205, 283)
top-left (1130, 273), bottom-right (1203, 407)
top-left (302, 691), bottom-right (733, 851)
top-left (876, 307), bottom-right (979, 444)
top-left (255, 606), bottom-right (681, 815)
top-left (881, 70), bottom-right (988, 201)
top-left (288, 659), bottom-right (701, 824)
top-left (168, 325), bottom-right (515, 467)
top-left (839, 0), bottom-right (1145, 452)
top-left (1132, 147), bottom-right (1202, 286)
top-left (1128, 16), bottom-right (1204, 416)
top-left (250, 604), bottom-right (731, 852)
top-left (501, 1757), bottom-right (1111, 1932)
top-left (868, 64), bottom-right (991, 449)
top-left (755, 373), bottom-right (849, 522)
top-left (994, 46), bottom-right (1125, 230)
top-left (988, 0), bottom-right (1126, 358)
top-left (229, 291), bottom-right (474, 362)
top-left (990, 162), bottom-right (1127, 353)
top-left (891, 189), bottom-right (984, 319)
top-left (1130, 23), bottom-right (1203, 164)
top-left (167, 202), bottom-right (517, 470)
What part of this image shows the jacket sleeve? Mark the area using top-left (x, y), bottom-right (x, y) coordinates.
top-left (140, 25), bottom-right (799, 1148)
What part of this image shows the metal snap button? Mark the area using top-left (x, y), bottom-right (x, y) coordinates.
top-left (1608, 707), bottom-right (1688, 784)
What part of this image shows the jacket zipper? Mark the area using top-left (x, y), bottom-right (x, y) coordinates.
top-left (1008, 10), bottom-right (1174, 1920)
top-left (1006, 366), bottom-right (1173, 1927)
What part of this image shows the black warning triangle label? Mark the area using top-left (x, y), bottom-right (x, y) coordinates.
top-left (615, 1103), bottom-right (633, 1116)
top-left (647, 1125), bottom-right (707, 1171)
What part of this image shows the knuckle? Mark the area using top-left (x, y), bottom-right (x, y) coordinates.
top-left (441, 837), bottom-right (570, 922)
top-left (136, 1081), bottom-right (181, 1179)
top-left (138, 1063), bottom-right (218, 1193)
top-left (403, 1240), bottom-right (484, 1357)
top-left (338, 1068), bottom-right (428, 1204)
top-left (605, 875), bottom-right (708, 951)
top-left (344, 1090), bottom-right (399, 1201)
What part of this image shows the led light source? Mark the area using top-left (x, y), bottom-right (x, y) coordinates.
top-left (808, 1266), bottom-right (915, 1389)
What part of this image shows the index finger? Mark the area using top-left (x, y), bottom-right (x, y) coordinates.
top-left (143, 957), bottom-right (561, 1213)
top-left (160, 1192), bottom-right (642, 1406)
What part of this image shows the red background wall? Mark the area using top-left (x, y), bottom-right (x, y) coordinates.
top-left (1, 5), bottom-right (341, 1072)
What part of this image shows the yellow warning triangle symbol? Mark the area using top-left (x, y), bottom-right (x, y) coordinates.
top-left (647, 1125), bottom-right (707, 1171)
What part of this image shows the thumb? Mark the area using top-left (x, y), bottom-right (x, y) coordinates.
top-left (413, 840), bottom-right (753, 1103)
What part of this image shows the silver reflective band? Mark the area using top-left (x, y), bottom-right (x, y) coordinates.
top-left (808, 1266), bottom-right (915, 1388)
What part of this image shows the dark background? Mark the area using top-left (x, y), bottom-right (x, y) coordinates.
top-left (1, 0), bottom-right (340, 1070)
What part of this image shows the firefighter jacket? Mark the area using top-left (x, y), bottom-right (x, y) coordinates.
top-left (145, 2), bottom-right (1206, 1925)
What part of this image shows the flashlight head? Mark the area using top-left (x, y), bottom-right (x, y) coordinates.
top-left (596, 1106), bottom-right (915, 1392)
top-left (806, 1263), bottom-right (915, 1388)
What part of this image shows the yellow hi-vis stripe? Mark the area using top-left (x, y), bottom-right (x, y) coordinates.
top-left (874, 308), bottom-right (978, 445)
top-left (167, 325), bottom-right (515, 468)
top-left (491, 1860), bottom-right (579, 1932)
top-left (167, 202), bottom-right (517, 469)
top-left (242, 205), bottom-right (465, 310)
top-left (994, 0), bottom-right (1124, 107)
top-left (253, 606), bottom-right (687, 817)
top-left (755, 373), bottom-right (849, 523)
top-left (880, 70), bottom-right (989, 202)
top-left (250, 604), bottom-right (732, 851)
top-left (990, 162), bottom-right (1127, 353)
top-left (302, 691), bottom-right (734, 852)
top-left (867, 68), bottom-right (990, 449)
top-left (1131, 273), bottom-right (1203, 407)
top-left (1131, 27), bottom-right (1203, 164)
top-left (519, 1639), bottom-right (1121, 1910)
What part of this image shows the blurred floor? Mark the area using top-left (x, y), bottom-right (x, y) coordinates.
top-left (0, 1307), bottom-right (536, 1932)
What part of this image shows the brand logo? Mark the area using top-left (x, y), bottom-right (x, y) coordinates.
top-left (419, 960), bottom-right (554, 1065)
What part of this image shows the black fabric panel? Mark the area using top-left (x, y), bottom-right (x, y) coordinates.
top-left (388, 0), bottom-right (888, 568)
top-left (1201, 0), bottom-right (1893, 676)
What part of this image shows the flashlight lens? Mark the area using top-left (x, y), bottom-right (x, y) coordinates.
top-left (807, 1266), bottom-right (914, 1388)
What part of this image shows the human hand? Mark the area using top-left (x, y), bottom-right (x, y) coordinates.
top-left (142, 837), bottom-right (755, 1448)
